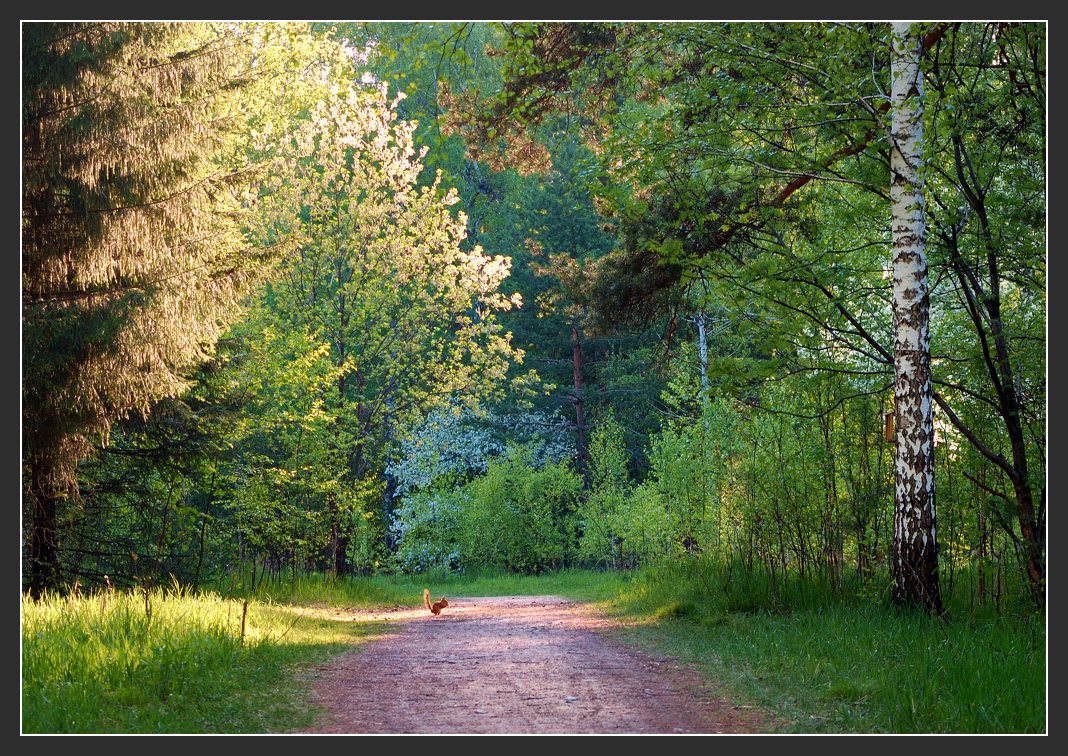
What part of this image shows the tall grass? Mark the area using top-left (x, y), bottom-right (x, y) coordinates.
top-left (602, 559), bottom-right (1046, 733)
top-left (21, 581), bottom-right (388, 733)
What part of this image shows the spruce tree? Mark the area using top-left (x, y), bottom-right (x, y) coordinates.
top-left (22, 22), bottom-right (265, 594)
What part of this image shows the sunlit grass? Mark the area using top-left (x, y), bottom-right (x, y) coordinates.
top-left (21, 582), bottom-right (390, 733)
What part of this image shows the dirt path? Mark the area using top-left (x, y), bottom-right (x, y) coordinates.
top-left (299, 595), bottom-right (767, 735)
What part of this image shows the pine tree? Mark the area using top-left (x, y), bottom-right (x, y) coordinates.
top-left (21, 22), bottom-right (267, 594)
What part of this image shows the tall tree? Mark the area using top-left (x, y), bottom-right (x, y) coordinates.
top-left (923, 22), bottom-right (1046, 605)
top-left (889, 22), bottom-right (941, 612)
top-left (21, 22), bottom-right (282, 594)
top-left (250, 79), bottom-right (522, 572)
top-left (445, 21), bottom-right (1044, 603)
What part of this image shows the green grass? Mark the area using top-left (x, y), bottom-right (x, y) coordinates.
top-left (23, 565), bottom-right (1045, 734)
top-left (596, 561), bottom-right (1046, 733)
top-left (240, 566), bottom-right (633, 606)
top-left (21, 581), bottom-right (391, 733)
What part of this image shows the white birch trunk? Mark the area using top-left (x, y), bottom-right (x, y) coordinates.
top-left (890, 22), bottom-right (941, 612)
top-left (696, 310), bottom-right (709, 414)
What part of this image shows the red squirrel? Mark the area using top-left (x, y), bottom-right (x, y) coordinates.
top-left (423, 588), bottom-right (448, 615)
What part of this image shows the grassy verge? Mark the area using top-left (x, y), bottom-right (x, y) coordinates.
top-left (593, 561), bottom-right (1046, 733)
top-left (23, 565), bottom-right (1044, 734)
top-left (21, 582), bottom-right (391, 733)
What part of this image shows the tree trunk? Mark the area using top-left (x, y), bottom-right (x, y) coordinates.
top-left (977, 501), bottom-right (987, 606)
top-left (334, 536), bottom-right (350, 576)
top-left (27, 453), bottom-right (63, 596)
top-left (943, 131), bottom-right (1045, 606)
top-left (572, 325), bottom-right (588, 484)
top-left (194, 517), bottom-right (207, 586)
top-left (382, 391), bottom-right (398, 551)
top-left (889, 22), bottom-right (942, 614)
top-left (329, 489), bottom-right (350, 577)
top-left (695, 310), bottom-right (709, 416)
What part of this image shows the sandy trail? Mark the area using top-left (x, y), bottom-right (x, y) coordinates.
top-left (300, 595), bottom-right (766, 735)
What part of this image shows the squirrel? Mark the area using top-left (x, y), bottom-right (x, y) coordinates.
top-left (423, 588), bottom-right (448, 615)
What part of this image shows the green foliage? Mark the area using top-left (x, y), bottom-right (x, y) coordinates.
top-left (386, 403), bottom-right (574, 499)
top-left (24, 17), bottom-right (1044, 631)
top-left (614, 481), bottom-right (675, 565)
top-left (389, 487), bottom-right (466, 574)
top-left (451, 20), bottom-right (1045, 602)
top-left (227, 65), bottom-right (525, 574)
top-left (66, 394), bottom-right (234, 589)
top-left (630, 398), bottom-right (742, 560)
top-left (458, 447), bottom-right (582, 573)
top-left (389, 443), bottom-right (583, 575)
top-left (575, 410), bottom-right (631, 566)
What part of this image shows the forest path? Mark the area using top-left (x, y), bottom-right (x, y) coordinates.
top-left (298, 595), bottom-right (767, 734)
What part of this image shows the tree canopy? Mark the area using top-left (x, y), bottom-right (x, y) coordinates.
top-left (22, 21), bottom-right (1045, 614)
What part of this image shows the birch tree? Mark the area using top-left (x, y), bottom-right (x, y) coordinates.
top-left (889, 22), bottom-right (941, 613)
